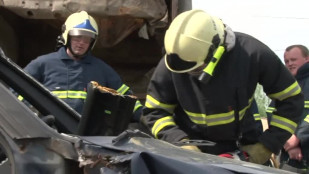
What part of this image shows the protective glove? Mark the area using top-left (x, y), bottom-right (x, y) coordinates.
top-left (181, 145), bottom-right (201, 152)
top-left (179, 138), bottom-right (201, 152)
top-left (240, 143), bottom-right (272, 164)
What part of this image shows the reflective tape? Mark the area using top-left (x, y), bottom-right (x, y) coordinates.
top-left (268, 81), bottom-right (301, 101)
top-left (152, 116), bottom-right (176, 138)
top-left (51, 90), bottom-right (87, 99)
top-left (266, 107), bottom-right (276, 114)
top-left (134, 100), bottom-right (143, 112)
top-left (305, 101), bottom-right (309, 109)
top-left (270, 115), bottom-right (297, 134)
top-left (185, 109), bottom-right (235, 126)
top-left (117, 84), bottom-right (130, 95)
top-left (254, 113), bottom-right (261, 121)
top-left (305, 115), bottom-right (309, 123)
top-left (145, 95), bottom-right (176, 114)
top-left (18, 95), bottom-right (24, 101)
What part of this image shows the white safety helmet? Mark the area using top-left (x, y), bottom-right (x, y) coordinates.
top-left (62, 11), bottom-right (98, 50)
top-left (164, 9), bottom-right (225, 73)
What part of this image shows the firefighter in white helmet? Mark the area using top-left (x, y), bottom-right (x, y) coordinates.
top-left (24, 11), bottom-right (143, 121)
top-left (60, 10), bottom-right (98, 58)
top-left (142, 9), bottom-right (304, 165)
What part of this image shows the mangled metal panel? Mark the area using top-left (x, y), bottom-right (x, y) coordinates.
top-left (1, 0), bottom-right (167, 20)
top-left (1, 0), bottom-right (168, 47)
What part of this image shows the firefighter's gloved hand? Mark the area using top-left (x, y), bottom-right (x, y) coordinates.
top-left (181, 145), bottom-right (201, 152)
top-left (241, 143), bottom-right (272, 164)
top-left (179, 138), bottom-right (201, 152)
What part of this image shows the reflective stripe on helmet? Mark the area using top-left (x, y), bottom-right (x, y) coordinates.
top-left (268, 81), bottom-right (301, 101)
top-left (270, 115), bottom-right (297, 134)
top-left (145, 95), bottom-right (176, 114)
top-left (152, 116), bottom-right (176, 138)
top-left (51, 90), bottom-right (87, 99)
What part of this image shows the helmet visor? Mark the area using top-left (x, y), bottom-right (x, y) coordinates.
top-left (69, 29), bottom-right (96, 39)
top-left (165, 54), bottom-right (201, 73)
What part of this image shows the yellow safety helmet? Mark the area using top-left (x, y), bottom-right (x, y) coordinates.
top-left (62, 11), bottom-right (98, 49)
top-left (164, 9), bottom-right (225, 73)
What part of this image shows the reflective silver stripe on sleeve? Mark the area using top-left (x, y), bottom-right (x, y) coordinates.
top-left (145, 95), bottom-right (176, 114)
top-left (270, 115), bottom-right (297, 134)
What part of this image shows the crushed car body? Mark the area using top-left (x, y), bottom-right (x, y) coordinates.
top-left (0, 49), bottom-right (296, 174)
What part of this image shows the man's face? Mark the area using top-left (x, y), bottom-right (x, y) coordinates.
top-left (284, 47), bottom-right (308, 76)
top-left (69, 35), bottom-right (92, 56)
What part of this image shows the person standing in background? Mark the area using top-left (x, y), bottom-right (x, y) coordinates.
top-left (24, 11), bottom-right (143, 122)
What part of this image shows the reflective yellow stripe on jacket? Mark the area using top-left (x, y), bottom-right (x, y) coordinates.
top-left (305, 115), bottom-right (309, 123)
top-left (305, 101), bottom-right (309, 109)
top-left (268, 81), bottom-right (301, 101)
top-left (254, 113), bottom-right (261, 121)
top-left (146, 95), bottom-right (256, 137)
top-left (51, 91), bottom-right (87, 99)
top-left (270, 115), bottom-right (297, 134)
top-left (266, 107), bottom-right (276, 114)
top-left (117, 84), bottom-right (130, 95)
top-left (152, 116), bottom-right (176, 138)
top-left (134, 100), bottom-right (143, 112)
top-left (145, 95), bottom-right (176, 114)
top-left (145, 95), bottom-right (177, 138)
top-left (184, 110), bottom-right (234, 125)
top-left (184, 98), bottom-right (253, 126)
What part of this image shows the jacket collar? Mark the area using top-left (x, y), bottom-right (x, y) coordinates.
top-left (295, 62), bottom-right (309, 80)
top-left (57, 47), bottom-right (92, 63)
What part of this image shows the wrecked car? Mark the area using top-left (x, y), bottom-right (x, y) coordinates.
top-left (0, 48), bottom-right (296, 174)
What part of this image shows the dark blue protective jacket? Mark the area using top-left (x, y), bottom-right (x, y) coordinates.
top-left (24, 47), bottom-right (142, 121)
top-left (267, 63), bottom-right (309, 169)
top-left (142, 32), bottom-right (303, 155)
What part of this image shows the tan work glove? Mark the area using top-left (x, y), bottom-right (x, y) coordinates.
top-left (241, 143), bottom-right (272, 164)
top-left (179, 138), bottom-right (201, 152)
top-left (181, 145), bottom-right (201, 152)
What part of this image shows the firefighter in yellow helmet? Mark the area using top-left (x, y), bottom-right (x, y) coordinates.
top-left (24, 11), bottom-right (143, 121)
top-left (141, 9), bottom-right (304, 165)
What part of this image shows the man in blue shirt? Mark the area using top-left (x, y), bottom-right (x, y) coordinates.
top-left (24, 11), bottom-right (142, 121)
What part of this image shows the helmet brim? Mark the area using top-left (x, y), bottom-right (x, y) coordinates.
top-left (165, 54), bottom-right (204, 73)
